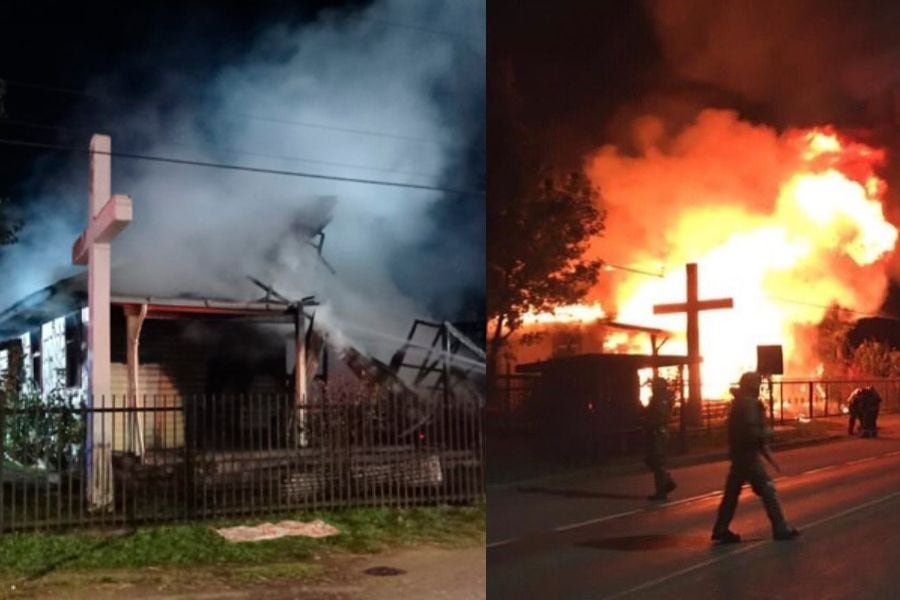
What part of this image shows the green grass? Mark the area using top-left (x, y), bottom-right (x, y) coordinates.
top-left (0, 504), bottom-right (485, 579)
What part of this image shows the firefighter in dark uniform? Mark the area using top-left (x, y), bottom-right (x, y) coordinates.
top-left (860, 386), bottom-right (882, 438)
top-left (847, 387), bottom-right (865, 436)
top-left (645, 377), bottom-right (677, 501)
top-left (711, 372), bottom-right (800, 543)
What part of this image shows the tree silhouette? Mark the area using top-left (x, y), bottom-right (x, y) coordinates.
top-left (487, 62), bottom-right (605, 373)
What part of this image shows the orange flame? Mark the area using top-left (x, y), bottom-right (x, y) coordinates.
top-left (521, 302), bottom-right (606, 325)
top-left (521, 111), bottom-right (897, 397)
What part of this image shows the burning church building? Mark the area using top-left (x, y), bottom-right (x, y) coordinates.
top-left (500, 140), bottom-right (898, 455)
top-left (503, 119), bottom-right (899, 432)
top-left (0, 0), bottom-right (486, 530)
top-left (0, 135), bottom-right (485, 517)
top-left (491, 1), bottom-right (900, 428)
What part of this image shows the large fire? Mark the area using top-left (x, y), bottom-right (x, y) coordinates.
top-left (519, 110), bottom-right (898, 397)
top-left (521, 303), bottom-right (606, 325)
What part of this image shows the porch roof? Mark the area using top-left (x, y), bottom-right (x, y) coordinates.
top-left (0, 272), bottom-right (296, 339)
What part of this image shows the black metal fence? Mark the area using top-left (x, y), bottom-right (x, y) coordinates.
top-left (487, 373), bottom-right (538, 432)
top-left (488, 373), bottom-right (900, 442)
top-left (0, 390), bottom-right (483, 532)
top-left (662, 379), bottom-right (900, 430)
top-left (758, 378), bottom-right (900, 424)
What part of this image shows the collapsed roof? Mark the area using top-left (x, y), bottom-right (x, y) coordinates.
top-left (0, 272), bottom-right (486, 418)
top-left (0, 272), bottom-right (297, 339)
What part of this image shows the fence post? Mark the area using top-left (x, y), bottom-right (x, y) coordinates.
top-left (185, 397), bottom-right (195, 521)
top-left (679, 365), bottom-right (687, 454)
top-left (705, 398), bottom-right (710, 432)
top-left (505, 362), bottom-right (512, 417)
top-left (0, 389), bottom-right (5, 533)
top-left (779, 380), bottom-right (784, 425)
top-left (808, 382), bottom-right (814, 419)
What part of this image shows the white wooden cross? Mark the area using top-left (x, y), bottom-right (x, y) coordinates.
top-left (72, 134), bottom-right (132, 509)
top-left (653, 263), bottom-right (733, 427)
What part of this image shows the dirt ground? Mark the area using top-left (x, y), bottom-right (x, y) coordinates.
top-left (0, 543), bottom-right (486, 600)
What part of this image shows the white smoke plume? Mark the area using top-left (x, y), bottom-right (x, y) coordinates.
top-left (1, 0), bottom-right (485, 360)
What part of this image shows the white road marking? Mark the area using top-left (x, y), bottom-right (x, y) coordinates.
top-left (553, 509), bottom-right (644, 532)
top-left (802, 491), bottom-right (900, 530)
top-left (659, 491), bottom-right (722, 508)
top-left (488, 447), bottom-right (900, 550)
top-left (602, 490), bottom-right (900, 599)
top-left (801, 465), bottom-right (837, 475)
top-left (602, 540), bottom-right (767, 600)
top-left (486, 537), bottom-right (520, 549)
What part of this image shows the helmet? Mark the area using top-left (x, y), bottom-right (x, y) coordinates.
top-left (738, 372), bottom-right (762, 393)
top-left (651, 377), bottom-right (669, 395)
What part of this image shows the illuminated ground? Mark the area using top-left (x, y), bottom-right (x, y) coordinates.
top-left (487, 414), bottom-right (900, 599)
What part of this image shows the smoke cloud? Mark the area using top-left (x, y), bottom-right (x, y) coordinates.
top-left (1, 0), bottom-right (485, 359)
top-left (647, 0), bottom-right (900, 126)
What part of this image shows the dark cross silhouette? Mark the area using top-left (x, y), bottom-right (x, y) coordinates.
top-left (653, 263), bottom-right (733, 426)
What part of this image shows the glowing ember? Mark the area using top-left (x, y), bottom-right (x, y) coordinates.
top-left (603, 331), bottom-right (641, 353)
top-left (521, 302), bottom-right (606, 325)
top-left (638, 367), bottom-right (654, 407)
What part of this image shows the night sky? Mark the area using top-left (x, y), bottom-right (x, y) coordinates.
top-left (491, 1), bottom-right (900, 165)
top-left (0, 0), bottom-right (485, 328)
top-left (1, 1), bottom-right (363, 189)
top-left (488, 1), bottom-right (663, 170)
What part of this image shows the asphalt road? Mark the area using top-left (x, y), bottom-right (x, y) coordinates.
top-left (487, 416), bottom-right (900, 599)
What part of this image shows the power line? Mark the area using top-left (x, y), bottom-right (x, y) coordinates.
top-left (766, 296), bottom-right (900, 322)
top-left (223, 113), bottom-right (436, 144)
top-left (0, 77), bottom-right (449, 145)
top-left (205, 142), bottom-right (441, 178)
top-left (0, 117), bottom-right (445, 179)
top-left (0, 78), bottom-right (98, 100)
top-left (0, 137), bottom-right (484, 196)
top-left (602, 261), bottom-right (665, 278)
